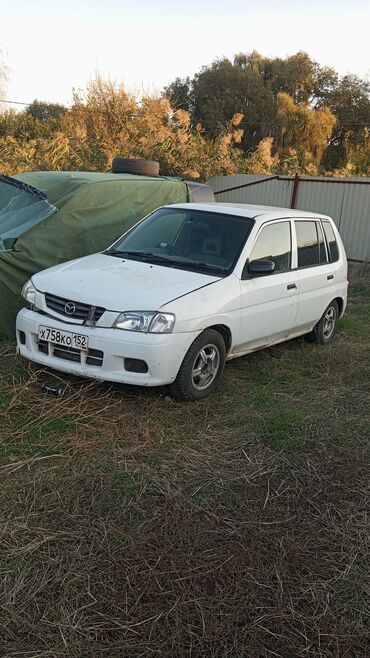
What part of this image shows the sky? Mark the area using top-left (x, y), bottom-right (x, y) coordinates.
top-left (1, 0), bottom-right (370, 107)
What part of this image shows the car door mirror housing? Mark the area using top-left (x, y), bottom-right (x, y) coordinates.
top-left (243, 259), bottom-right (276, 278)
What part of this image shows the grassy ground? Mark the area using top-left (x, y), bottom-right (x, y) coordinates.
top-left (0, 263), bottom-right (369, 658)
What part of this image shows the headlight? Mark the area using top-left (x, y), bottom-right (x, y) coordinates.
top-left (21, 280), bottom-right (36, 306)
top-left (113, 311), bottom-right (175, 333)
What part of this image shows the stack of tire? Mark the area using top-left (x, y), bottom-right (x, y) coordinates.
top-left (111, 157), bottom-right (215, 203)
top-left (111, 158), bottom-right (160, 177)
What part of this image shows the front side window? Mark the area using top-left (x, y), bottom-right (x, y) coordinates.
top-left (107, 208), bottom-right (254, 275)
top-left (249, 221), bottom-right (291, 273)
top-left (295, 221), bottom-right (319, 268)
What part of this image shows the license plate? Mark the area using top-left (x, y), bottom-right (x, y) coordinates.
top-left (38, 325), bottom-right (88, 351)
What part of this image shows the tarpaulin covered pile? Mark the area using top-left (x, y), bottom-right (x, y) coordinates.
top-left (0, 171), bottom-right (190, 337)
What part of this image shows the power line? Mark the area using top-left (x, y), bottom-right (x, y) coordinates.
top-left (0, 98), bottom-right (71, 107)
top-left (0, 99), bottom-right (31, 105)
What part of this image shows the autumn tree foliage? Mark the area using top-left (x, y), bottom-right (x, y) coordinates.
top-left (166, 51), bottom-right (370, 176)
top-left (0, 79), bottom-right (245, 178)
top-left (276, 93), bottom-right (337, 173)
top-left (0, 51), bottom-right (369, 178)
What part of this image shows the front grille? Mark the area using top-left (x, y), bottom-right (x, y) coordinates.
top-left (45, 293), bottom-right (105, 322)
top-left (38, 340), bottom-right (103, 367)
top-left (86, 348), bottom-right (104, 366)
top-left (38, 340), bottom-right (48, 355)
top-left (54, 345), bottom-right (81, 363)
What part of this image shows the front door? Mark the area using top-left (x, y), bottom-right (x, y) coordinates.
top-left (235, 220), bottom-right (299, 353)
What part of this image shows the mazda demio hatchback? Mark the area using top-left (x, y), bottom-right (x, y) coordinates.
top-left (16, 203), bottom-right (348, 400)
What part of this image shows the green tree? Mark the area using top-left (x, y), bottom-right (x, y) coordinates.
top-left (312, 65), bottom-right (338, 102)
top-left (318, 74), bottom-right (370, 170)
top-left (190, 56), bottom-right (274, 151)
top-left (266, 52), bottom-right (316, 103)
top-left (164, 51), bottom-right (337, 157)
top-left (26, 99), bottom-right (68, 122)
top-left (163, 77), bottom-right (192, 114)
top-left (165, 51), bottom-right (370, 174)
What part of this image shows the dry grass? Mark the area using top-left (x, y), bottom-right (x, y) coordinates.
top-left (0, 263), bottom-right (369, 657)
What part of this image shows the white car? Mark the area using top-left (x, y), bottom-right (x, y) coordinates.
top-left (16, 203), bottom-right (348, 400)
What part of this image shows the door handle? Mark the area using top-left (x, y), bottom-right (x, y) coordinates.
top-left (327, 274), bottom-right (334, 280)
top-left (287, 283), bottom-right (297, 290)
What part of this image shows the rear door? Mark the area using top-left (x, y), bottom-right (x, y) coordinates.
top-left (235, 219), bottom-right (299, 353)
top-left (294, 219), bottom-right (335, 332)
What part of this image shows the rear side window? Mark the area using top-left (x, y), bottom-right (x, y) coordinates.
top-left (295, 221), bottom-right (319, 268)
top-left (322, 220), bottom-right (339, 262)
top-left (249, 222), bottom-right (291, 273)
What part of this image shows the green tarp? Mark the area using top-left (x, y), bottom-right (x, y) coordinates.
top-left (0, 171), bottom-right (190, 338)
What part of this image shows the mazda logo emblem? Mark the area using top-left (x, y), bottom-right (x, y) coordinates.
top-left (65, 302), bottom-right (76, 315)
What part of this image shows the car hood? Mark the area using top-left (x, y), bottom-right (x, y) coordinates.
top-left (32, 253), bottom-right (221, 310)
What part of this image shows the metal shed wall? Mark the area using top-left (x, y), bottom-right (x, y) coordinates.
top-left (208, 174), bottom-right (370, 261)
top-left (208, 175), bottom-right (293, 207)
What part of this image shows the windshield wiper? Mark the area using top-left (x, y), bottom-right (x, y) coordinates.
top-left (174, 260), bottom-right (228, 273)
top-left (108, 250), bottom-right (177, 264)
top-left (108, 250), bottom-right (228, 274)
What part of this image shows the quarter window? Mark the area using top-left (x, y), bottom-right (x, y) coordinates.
top-left (317, 222), bottom-right (328, 263)
top-left (322, 221), bottom-right (339, 262)
top-left (249, 222), bottom-right (291, 273)
top-left (295, 221), bottom-right (319, 268)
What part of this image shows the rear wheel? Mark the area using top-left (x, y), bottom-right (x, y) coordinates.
top-left (169, 329), bottom-right (226, 401)
top-left (308, 300), bottom-right (339, 345)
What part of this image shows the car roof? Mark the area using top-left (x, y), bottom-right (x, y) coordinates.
top-left (168, 202), bottom-right (332, 222)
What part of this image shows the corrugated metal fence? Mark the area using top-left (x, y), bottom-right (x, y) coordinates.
top-left (207, 174), bottom-right (370, 262)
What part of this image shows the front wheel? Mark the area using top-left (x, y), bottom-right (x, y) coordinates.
top-left (308, 300), bottom-right (339, 345)
top-left (169, 329), bottom-right (226, 401)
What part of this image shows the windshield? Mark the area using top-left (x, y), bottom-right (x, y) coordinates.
top-left (107, 207), bottom-right (254, 275)
top-left (0, 175), bottom-right (57, 251)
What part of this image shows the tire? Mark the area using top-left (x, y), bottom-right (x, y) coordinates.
top-left (111, 157), bottom-right (160, 177)
top-left (307, 300), bottom-right (339, 345)
top-left (169, 329), bottom-right (226, 401)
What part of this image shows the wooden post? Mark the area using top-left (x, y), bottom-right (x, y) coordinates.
top-left (290, 172), bottom-right (300, 209)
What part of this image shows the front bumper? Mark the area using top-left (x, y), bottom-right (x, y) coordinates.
top-left (16, 308), bottom-right (197, 386)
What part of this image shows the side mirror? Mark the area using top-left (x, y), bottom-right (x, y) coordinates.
top-left (245, 259), bottom-right (276, 278)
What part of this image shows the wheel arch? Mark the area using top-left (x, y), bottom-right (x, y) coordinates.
top-left (333, 297), bottom-right (345, 318)
top-left (205, 324), bottom-right (232, 354)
